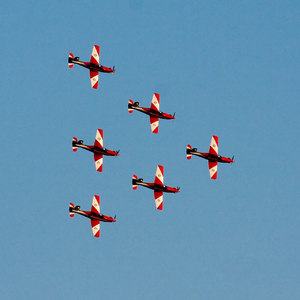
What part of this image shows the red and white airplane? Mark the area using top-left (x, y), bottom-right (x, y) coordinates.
top-left (132, 165), bottom-right (180, 210)
top-left (69, 195), bottom-right (116, 238)
top-left (128, 93), bottom-right (175, 134)
top-left (68, 45), bottom-right (115, 89)
top-left (186, 135), bottom-right (234, 180)
top-left (72, 129), bottom-right (119, 172)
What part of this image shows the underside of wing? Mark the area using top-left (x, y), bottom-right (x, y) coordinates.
top-left (90, 70), bottom-right (99, 89)
top-left (91, 195), bottom-right (100, 214)
top-left (208, 161), bottom-right (218, 180)
top-left (209, 135), bottom-right (218, 155)
top-left (150, 117), bottom-right (159, 134)
top-left (154, 165), bottom-right (164, 185)
top-left (154, 191), bottom-right (164, 210)
top-left (90, 45), bottom-right (100, 65)
top-left (91, 220), bottom-right (100, 237)
top-left (94, 129), bottom-right (103, 148)
top-left (94, 154), bottom-right (103, 172)
top-left (150, 93), bottom-right (160, 111)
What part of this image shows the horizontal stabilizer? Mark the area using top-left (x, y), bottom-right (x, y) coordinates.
top-left (132, 174), bottom-right (138, 190)
top-left (68, 53), bottom-right (74, 68)
top-left (69, 203), bottom-right (75, 217)
top-left (186, 144), bottom-right (192, 159)
top-left (128, 99), bottom-right (134, 113)
top-left (72, 137), bottom-right (78, 152)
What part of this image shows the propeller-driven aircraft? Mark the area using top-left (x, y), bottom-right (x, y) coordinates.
top-left (132, 165), bottom-right (180, 210)
top-left (68, 45), bottom-right (115, 89)
top-left (186, 135), bottom-right (234, 180)
top-left (128, 93), bottom-right (175, 134)
top-left (72, 129), bottom-right (119, 172)
top-left (69, 195), bottom-right (116, 238)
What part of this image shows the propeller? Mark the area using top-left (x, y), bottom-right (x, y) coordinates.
top-left (177, 187), bottom-right (180, 191)
top-left (230, 155), bottom-right (234, 165)
top-left (114, 215), bottom-right (117, 220)
top-left (113, 66), bottom-right (115, 71)
top-left (172, 112), bottom-right (176, 123)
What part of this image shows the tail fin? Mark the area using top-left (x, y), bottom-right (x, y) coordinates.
top-left (186, 144), bottom-right (192, 160)
top-left (68, 53), bottom-right (74, 68)
top-left (72, 137), bottom-right (78, 152)
top-left (128, 100), bottom-right (134, 113)
top-left (69, 203), bottom-right (75, 217)
top-left (132, 175), bottom-right (138, 190)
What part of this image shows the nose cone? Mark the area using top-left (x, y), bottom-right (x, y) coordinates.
top-left (168, 187), bottom-right (180, 193)
top-left (163, 113), bottom-right (175, 120)
top-left (104, 216), bottom-right (116, 222)
top-left (224, 157), bottom-right (234, 163)
top-left (107, 149), bottom-right (119, 156)
top-left (102, 66), bottom-right (115, 73)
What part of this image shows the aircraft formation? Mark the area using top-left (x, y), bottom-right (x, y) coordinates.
top-left (68, 45), bottom-right (235, 237)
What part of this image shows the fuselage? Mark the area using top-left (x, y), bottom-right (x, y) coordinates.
top-left (131, 106), bottom-right (175, 120)
top-left (71, 59), bottom-right (115, 73)
top-left (135, 181), bottom-right (179, 193)
top-left (188, 149), bottom-right (233, 163)
top-left (72, 208), bottom-right (116, 222)
top-left (73, 141), bottom-right (119, 156)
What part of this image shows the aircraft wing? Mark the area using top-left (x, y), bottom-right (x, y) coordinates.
top-left (94, 129), bottom-right (103, 148)
top-left (90, 45), bottom-right (100, 65)
top-left (94, 154), bottom-right (103, 172)
top-left (154, 165), bottom-right (164, 185)
top-left (209, 135), bottom-right (218, 155)
top-left (154, 191), bottom-right (163, 210)
top-left (91, 220), bottom-right (100, 237)
top-left (150, 93), bottom-right (160, 111)
top-left (90, 70), bottom-right (99, 89)
top-left (91, 195), bottom-right (100, 214)
top-left (150, 117), bottom-right (159, 134)
top-left (208, 161), bottom-right (218, 180)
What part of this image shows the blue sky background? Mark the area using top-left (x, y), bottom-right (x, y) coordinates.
top-left (1, 1), bottom-right (300, 299)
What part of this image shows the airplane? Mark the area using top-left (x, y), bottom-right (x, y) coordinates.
top-left (132, 165), bottom-right (180, 210)
top-left (72, 129), bottom-right (119, 172)
top-left (69, 195), bottom-right (116, 238)
top-left (68, 45), bottom-right (115, 89)
top-left (128, 93), bottom-right (175, 134)
top-left (186, 135), bottom-right (234, 180)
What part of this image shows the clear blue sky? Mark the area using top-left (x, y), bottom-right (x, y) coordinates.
top-left (1, 1), bottom-right (300, 299)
